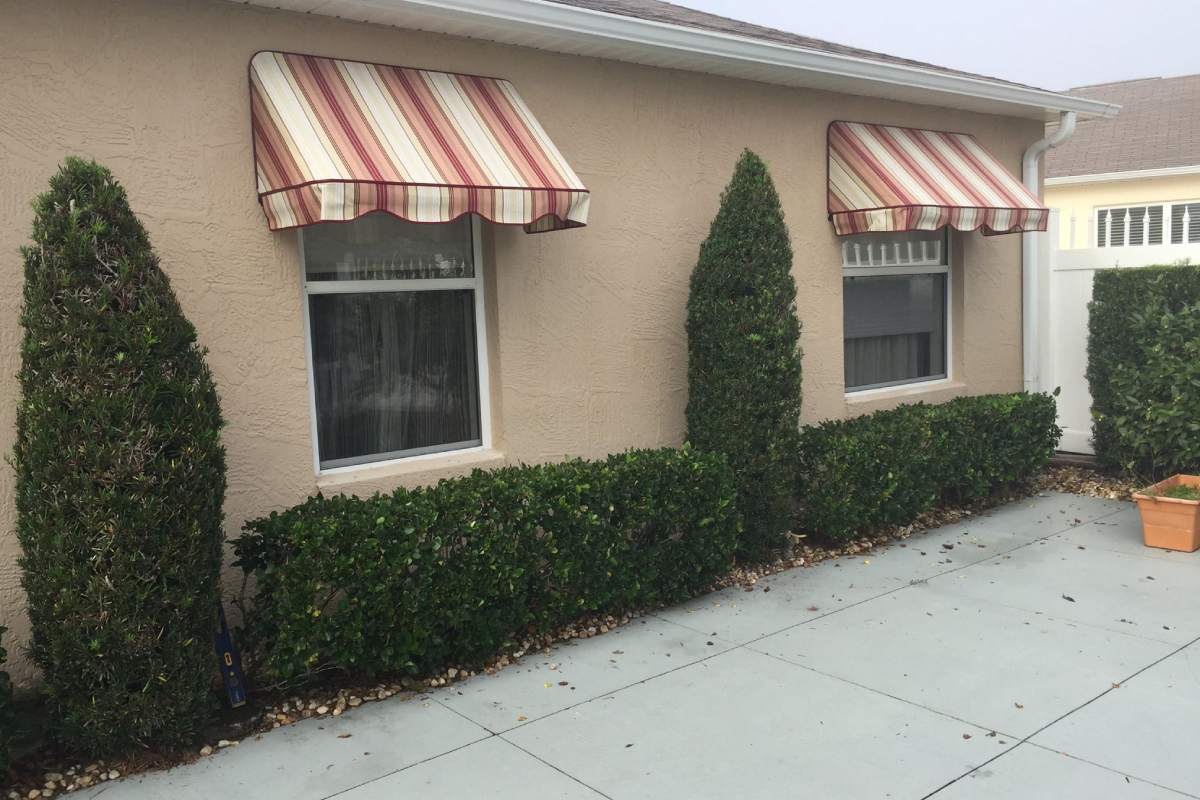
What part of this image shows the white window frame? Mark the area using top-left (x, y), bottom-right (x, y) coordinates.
top-left (298, 217), bottom-right (491, 476)
top-left (842, 230), bottom-right (953, 397)
top-left (1095, 200), bottom-right (1200, 247)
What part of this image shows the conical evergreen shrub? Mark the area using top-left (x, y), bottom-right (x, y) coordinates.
top-left (686, 150), bottom-right (802, 559)
top-left (15, 158), bottom-right (226, 754)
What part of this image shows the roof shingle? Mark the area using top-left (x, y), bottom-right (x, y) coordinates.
top-left (1045, 74), bottom-right (1200, 178)
top-left (547, 0), bottom-right (1046, 92)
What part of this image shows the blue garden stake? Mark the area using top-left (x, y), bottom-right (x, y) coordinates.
top-left (215, 603), bottom-right (247, 708)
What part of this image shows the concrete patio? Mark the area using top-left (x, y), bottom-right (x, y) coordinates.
top-left (82, 492), bottom-right (1200, 799)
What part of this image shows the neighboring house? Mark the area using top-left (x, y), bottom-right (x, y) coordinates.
top-left (0, 0), bottom-right (1113, 685)
top-left (1045, 74), bottom-right (1200, 249)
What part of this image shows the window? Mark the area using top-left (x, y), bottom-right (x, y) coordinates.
top-left (1097, 205), bottom-right (1164, 246)
top-left (1169, 202), bottom-right (1200, 244)
top-left (1097, 202), bottom-right (1200, 246)
top-left (300, 214), bottom-right (487, 470)
top-left (842, 230), bottom-right (949, 393)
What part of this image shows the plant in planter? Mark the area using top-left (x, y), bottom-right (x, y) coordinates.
top-left (1132, 474), bottom-right (1200, 552)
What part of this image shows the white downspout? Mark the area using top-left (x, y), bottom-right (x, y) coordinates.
top-left (1021, 111), bottom-right (1076, 392)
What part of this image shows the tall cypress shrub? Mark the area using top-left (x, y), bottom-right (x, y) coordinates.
top-left (686, 150), bottom-right (802, 559)
top-left (15, 159), bottom-right (226, 754)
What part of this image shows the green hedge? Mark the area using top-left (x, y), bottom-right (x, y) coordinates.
top-left (795, 393), bottom-right (1061, 541)
top-left (15, 159), bottom-right (226, 755)
top-left (686, 150), bottom-right (802, 560)
top-left (234, 447), bottom-right (739, 681)
top-left (0, 626), bottom-right (11, 776)
top-left (1088, 264), bottom-right (1200, 478)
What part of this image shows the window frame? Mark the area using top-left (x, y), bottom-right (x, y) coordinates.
top-left (841, 229), bottom-right (953, 397)
top-left (297, 217), bottom-right (492, 476)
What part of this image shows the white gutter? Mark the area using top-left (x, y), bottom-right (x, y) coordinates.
top-left (261, 0), bottom-right (1121, 120)
top-left (1046, 164), bottom-right (1200, 186)
top-left (1021, 111), bottom-right (1077, 393)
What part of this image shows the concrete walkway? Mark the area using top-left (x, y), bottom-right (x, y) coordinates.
top-left (83, 493), bottom-right (1200, 799)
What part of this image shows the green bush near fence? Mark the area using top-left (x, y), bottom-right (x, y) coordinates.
top-left (14, 159), bottom-right (226, 755)
top-left (234, 447), bottom-right (739, 682)
top-left (794, 392), bottom-right (1061, 541)
top-left (1088, 264), bottom-right (1200, 478)
top-left (686, 149), bottom-right (802, 560)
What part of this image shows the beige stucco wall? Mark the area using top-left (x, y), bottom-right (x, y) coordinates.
top-left (1046, 173), bottom-right (1200, 249)
top-left (0, 0), bottom-right (1042, 687)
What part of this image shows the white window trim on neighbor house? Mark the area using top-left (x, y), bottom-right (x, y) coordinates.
top-left (298, 218), bottom-right (492, 476)
top-left (1095, 201), bottom-right (1200, 247)
top-left (841, 229), bottom-right (953, 397)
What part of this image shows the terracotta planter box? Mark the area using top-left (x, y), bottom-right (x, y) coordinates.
top-left (1133, 474), bottom-right (1200, 553)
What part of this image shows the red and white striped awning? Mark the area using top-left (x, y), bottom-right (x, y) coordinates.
top-left (250, 51), bottom-right (589, 233)
top-left (827, 121), bottom-right (1046, 237)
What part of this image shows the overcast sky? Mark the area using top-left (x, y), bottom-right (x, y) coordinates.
top-left (673, 0), bottom-right (1198, 90)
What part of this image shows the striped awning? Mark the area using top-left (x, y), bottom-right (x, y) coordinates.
top-left (828, 121), bottom-right (1046, 237)
top-left (250, 51), bottom-right (589, 233)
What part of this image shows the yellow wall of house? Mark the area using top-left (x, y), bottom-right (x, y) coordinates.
top-left (1045, 173), bottom-right (1200, 249)
top-left (0, 0), bottom-right (1044, 686)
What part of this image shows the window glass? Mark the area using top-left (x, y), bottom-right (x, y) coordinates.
top-left (302, 213), bottom-right (483, 469)
top-left (844, 273), bottom-right (947, 391)
top-left (304, 214), bottom-right (474, 281)
top-left (841, 229), bottom-right (947, 268)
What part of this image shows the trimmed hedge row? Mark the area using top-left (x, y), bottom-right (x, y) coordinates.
top-left (234, 447), bottom-right (739, 681)
top-left (794, 393), bottom-right (1061, 541)
top-left (1088, 264), bottom-right (1200, 478)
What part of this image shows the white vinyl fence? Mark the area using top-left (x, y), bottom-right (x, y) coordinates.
top-left (1042, 209), bottom-right (1200, 454)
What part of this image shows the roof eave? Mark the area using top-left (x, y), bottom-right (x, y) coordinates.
top-left (245, 0), bottom-right (1121, 121)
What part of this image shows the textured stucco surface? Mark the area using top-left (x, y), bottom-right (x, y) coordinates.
top-left (0, 0), bottom-right (1041, 686)
top-left (1046, 174), bottom-right (1200, 249)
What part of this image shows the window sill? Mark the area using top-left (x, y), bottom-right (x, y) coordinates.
top-left (316, 447), bottom-right (507, 492)
top-left (845, 379), bottom-right (966, 407)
